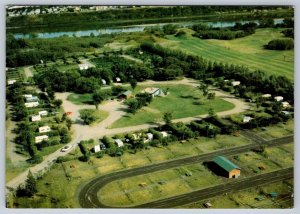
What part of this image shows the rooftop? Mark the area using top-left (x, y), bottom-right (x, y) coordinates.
top-left (213, 156), bottom-right (241, 172)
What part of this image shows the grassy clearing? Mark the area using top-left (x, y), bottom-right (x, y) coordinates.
top-left (110, 84), bottom-right (234, 128)
top-left (67, 93), bottom-right (93, 105)
top-left (191, 134), bottom-right (250, 153)
top-left (161, 28), bottom-right (294, 80)
top-left (254, 119), bottom-right (294, 140)
top-left (79, 109), bottom-right (109, 125)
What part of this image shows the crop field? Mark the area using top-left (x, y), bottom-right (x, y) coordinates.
top-left (179, 179), bottom-right (293, 208)
top-left (110, 84), bottom-right (234, 128)
top-left (161, 28), bottom-right (294, 80)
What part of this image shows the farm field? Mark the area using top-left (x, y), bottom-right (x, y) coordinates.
top-left (160, 28), bottom-right (294, 80)
top-left (179, 179), bottom-right (293, 208)
top-left (98, 142), bottom-right (293, 207)
top-left (110, 84), bottom-right (234, 128)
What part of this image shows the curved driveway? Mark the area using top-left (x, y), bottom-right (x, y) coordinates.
top-left (78, 135), bottom-right (293, 208)
top-left (6, 78), bottom-right (249, 190)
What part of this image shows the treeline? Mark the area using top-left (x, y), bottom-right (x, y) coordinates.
top-left (7, 6), bottom-right (291, 29)
top-left (192, 22), bottom-right (257, 40)
top-left (139, 42), bottom-right (294, 103)
top-left (265, 39), bottom-right (294, 50)
top-left (6, 33), bottom-right (111, 67)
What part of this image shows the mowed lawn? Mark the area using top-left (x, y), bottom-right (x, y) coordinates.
top-left (110, 84), bottom-right (234, 128)
top-left (162, 28), bottom-right (294, 80)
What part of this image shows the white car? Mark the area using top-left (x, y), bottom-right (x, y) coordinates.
top-left (61, 145), bottom-right (72, 152)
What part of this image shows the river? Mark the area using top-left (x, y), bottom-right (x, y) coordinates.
top-left (13, 18), bottom-right (284, 39)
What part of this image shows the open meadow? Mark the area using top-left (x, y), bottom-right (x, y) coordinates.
top-left (159, 28), bottom-right (294, 80)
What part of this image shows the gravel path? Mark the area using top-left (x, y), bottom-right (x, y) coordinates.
top-left (6, 78), bottom-right (249, 189)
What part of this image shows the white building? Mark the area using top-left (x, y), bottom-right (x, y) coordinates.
top-left (23, 94), bottom-right (33, 98)
top-left (25, 102), bottom-right (39, 108)
top-left (243, 116), bottom-right (253, 123)
top-left (160, 131), bottom-right (168, 138)
top-left (79, 64), bottom-right (89, 70)
top-left (26, 96), bottom-right (39, 102)
top-left (114, 139), bottom-right (124, 147)
top-left (142, 87), bottom-right (162, 97)
top-left (38, 110), bottom-right (48, 116)
top-left (94, 145), bottom-right (101, 153)
top-left (143, 133), bottom-right (154, 143)
top-left (35, 135), bottom-right (48, 143)
top-left (115, 77), bottom-right (121, 82)
top-left (282, 101), bottom-right (290, 108)
top-left (231, 81), bottom-right (241, 87)
top-left (274, 96), bottom-right (284, 102)
top-left (261, 94), bottom-right (272, 98)
top-left (39, 126), bottom-right (51, 133)
top-left (7, 79), bottom-right (16, 85)
top-left (31, 115), bottom-right (41, 122)
top-left (101, 79), bottom-right (107, 85)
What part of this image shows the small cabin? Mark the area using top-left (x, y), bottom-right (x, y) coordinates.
top-left (79, 64), bottom-right (89, 70)
top-left (114, 139), bottom-right (124, 147)
top-left (31, 115), bottom-right (41, 122)
top-left (274, 96), bottom-right (284, 102)
top-left (25, 102), bottom-right (39, 108)
top-left (212, 156), bottom-right (241, 178)
top-left (38, 110), bottom-right (48, 116)
top-left (35, 135), bottom-right (49, 143)
top-left (39, 126), bottom-right (51, 133)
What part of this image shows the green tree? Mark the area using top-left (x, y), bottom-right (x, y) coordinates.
top-left (53, 99), bottom-right (62, 108)
top-left (130, 79), bottom-right (138, 91)
top-left (80, 110), bottom-right (96, 125)
top-left (208, 108), bottom-right (216, 118)
top-left (17, 171), bottom-right (37, 197)
top-left (207, 92), bottom-right (216, 100)
top-left (163, 112), bottom-right (173, 125)
top-left (92, 90), bottom-right (106, 109)
top-left (66, 118), bottom-right (72, 130)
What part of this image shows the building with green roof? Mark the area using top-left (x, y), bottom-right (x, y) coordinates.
top-left (212, 156), bottom-right (241, 178)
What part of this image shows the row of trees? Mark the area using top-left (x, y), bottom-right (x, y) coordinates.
top-left (192, 22), bottom-right (257, 40)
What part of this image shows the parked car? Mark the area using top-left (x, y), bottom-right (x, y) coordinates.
top-left (100, 143), bottom-right (106, 150)
top-left (61, 145), bottom-right (72, 152)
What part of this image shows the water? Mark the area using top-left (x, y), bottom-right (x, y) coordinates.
top-left (13, 18), bottom-right (284, 39)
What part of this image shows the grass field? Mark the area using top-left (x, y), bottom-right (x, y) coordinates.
top-left (99, 164), bottom-right (223, 207)
top-left (160, 28), bottom-right (294, 80)
top-left (110, 84), bottom-right (234, 128)
top-left (98, 142), bottom-right (293, 207)
top-left (179, 179), bottom-right (293, 208)
top-left (253, 119), bottom-right (294, 140)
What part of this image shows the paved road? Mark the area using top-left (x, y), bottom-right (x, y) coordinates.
top-left (78, 135), bottom-right (293, 208)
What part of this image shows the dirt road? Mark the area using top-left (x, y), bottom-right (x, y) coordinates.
top-left (6, 78), bottom-right (249, 189)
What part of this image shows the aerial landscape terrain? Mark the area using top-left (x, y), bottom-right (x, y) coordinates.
top-left (5, 5), bottom-right (294, 208)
